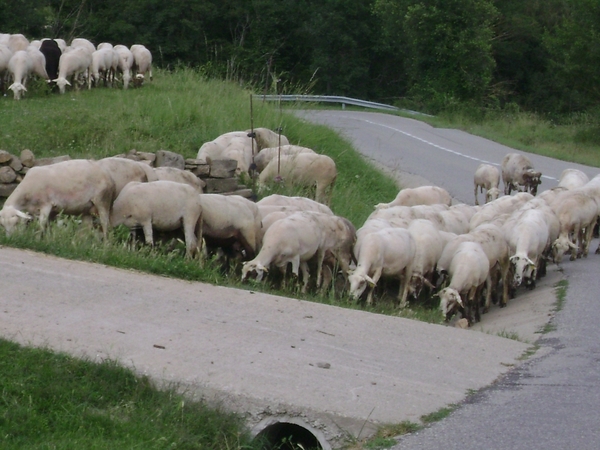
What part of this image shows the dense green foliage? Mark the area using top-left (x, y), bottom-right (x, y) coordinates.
top-left (2, 0), bottom-right (599, 116)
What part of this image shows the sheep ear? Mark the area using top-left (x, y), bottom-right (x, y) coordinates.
top-left (526, 257), bottom-right (536, 267)
top-left (16, 211), bottom-right (32, 220)
top-left (65, 80), bottom-right (71, 86)
top-left (567, 240), bottom-right (578, 250)
top-left (455, 294), bottom-right (464, 306)
top-left (365, 275), bottom-right (376, 287)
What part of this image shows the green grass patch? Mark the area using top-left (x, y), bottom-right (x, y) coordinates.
top-left (0, 338), bottom-right (258, 450)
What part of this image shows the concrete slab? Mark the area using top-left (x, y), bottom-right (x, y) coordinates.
top-left (0, 247), bottom-right (533, 448)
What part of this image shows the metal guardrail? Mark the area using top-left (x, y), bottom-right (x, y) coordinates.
top-left (254, 94), bottom-right (400, 112)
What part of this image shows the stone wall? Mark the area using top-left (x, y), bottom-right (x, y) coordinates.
top-left (0, 148), bottom-right (253, 199)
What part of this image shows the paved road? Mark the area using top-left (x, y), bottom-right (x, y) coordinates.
top-left (298, 110), bottom-right (600, 450)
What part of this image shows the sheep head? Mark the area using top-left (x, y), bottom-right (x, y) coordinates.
top-left (0, 206), bottom-right (33, 235)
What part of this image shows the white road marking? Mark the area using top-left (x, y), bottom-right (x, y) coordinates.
top-left (338, 114), bottom-right (557, 181)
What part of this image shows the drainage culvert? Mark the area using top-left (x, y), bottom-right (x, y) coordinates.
top-left (252, 416), bottom-right (331, 450)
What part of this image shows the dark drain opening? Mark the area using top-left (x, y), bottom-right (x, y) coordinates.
top-left (254, 421), bottom-right (323, 449)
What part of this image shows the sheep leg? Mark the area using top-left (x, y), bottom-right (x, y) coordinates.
top-left (397, 267), bottom-right (411, 309)
top-left (300, 261), bottom-right (310, 293)
top-left (142, 221), bottom-right (154, 247)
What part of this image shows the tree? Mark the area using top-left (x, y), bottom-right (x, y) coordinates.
top-left (374, 0), bottom-right (498, 108)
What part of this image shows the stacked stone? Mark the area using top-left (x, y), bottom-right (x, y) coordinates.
top-left (0, 149), bottom-right (72, 198)
top-left (1, 148), bottom-right (254, 199)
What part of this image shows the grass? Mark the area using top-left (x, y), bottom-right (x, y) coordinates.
top-left (0, 338), bottom-right (259, 449)
top-left (403, 107), bottom-right (600, 168)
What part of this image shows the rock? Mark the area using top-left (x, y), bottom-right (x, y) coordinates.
top-left (224, 188), bottom-right (256, 199)
top-left (209, 159), bottom-right (238, 178)
top-left (455, 318), bottom-right (469, 329)
top-left (0, 183), bottom-right (18, 198)
top-left (204, 177), bottom-right (239, 193)
top-left (20, 149), bottom-right (35, 167)
top-left (9, 157), bottom-right (23, 172)
top-left (155, 150), bottom-right (185, 169)
top-left (0, 150), bottom-right (12, 164)
top-left (189, 164), bottom-right (210, 177)
top-left (0, 166), bottom-right (17, 183)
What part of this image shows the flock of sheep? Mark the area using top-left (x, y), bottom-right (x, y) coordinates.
top-left (0, 32), bottom-right (152, 99)
top-left (0, 119), bottom-right (597, 328)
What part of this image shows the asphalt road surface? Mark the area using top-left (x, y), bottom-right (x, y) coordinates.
top-left (298, 110), bottom-right (600, 450)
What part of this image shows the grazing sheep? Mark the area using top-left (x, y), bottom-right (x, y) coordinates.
top-left (501, 153), bottom-right (542, 196)
top-left (406, 219), bottom-right (447, 300)
top-left (110, 181), bottom-right (203, 258)
top-left (557, 168), bottom-right (589, 190)
top-left (130, 44), bottom-right (153, 86)
top-left (198, 194), bottom-right (263, 260)
top-left (153, 166), bottom-right (205, 192)
top-left (258, 153), bottom-right (337, 204)
top-left (70, 38), bottom-right (96, 54)
top-left (0, 44), bottom-right (14, 94)
top-left (26, 46), bottom-right (49, 81)
top-left (246, 127), bottom-right (290, 150)
top-left (348, 227), bottom-right (416, 307)
top-left (197, 131), bottom-right (257, 175)
top-left (114, 44), bottom-right (134, 89)
top-left (97, 157), bottom-right (158, 198)
top-left (254, 145), bottom-right (316, 172)
top-left (257, 194), bottom-right (333, 215)
top-left (550, 191), bottom-right (599, 263)
top-left (7, 50), bottom-right (31, 99)
top-left (91, 47), bottom-right (116, 87)
top-left (474, 163), bottom-right (501, 205)
top-left (0, 159), bottom-right (115, 238)
top-left (437, 241), bottom-right (490, 325)
top-left (375, 185), bottom-right (452, 209)
top-left (7, 34), bottom-right (29, 52)
top-left (502, 208), bottom-right (550, 289)
top-left (54, 47), bottom-right (93, 94)
top-left (39, 39), bottom-right (62, 82)
top-left (241, 211), bottom-right (324, 292)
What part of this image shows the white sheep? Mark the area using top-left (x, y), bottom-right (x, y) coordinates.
top-left (70, 38), bottom-right (96, 54)
top-left (501, 153), bottom-right (542, 195)
top-left (97, 157), bottom-right (158, 197)
top-left (257, 194), bottom-right (333, 215)
top-left (550, 190), bottom-right (599, 262)
top-left (110, 181), bottom-right (203, 258)
top-left (241, 211), bottom-right (324, 292)
top-left (473, 163), bottom-right (501, 205)
top-left (437, 241), bottom-right (490, 325)
top-left (258, 153), bottom-right (337, 204)
top-left (348, 227), bottom-right (416, 307)
top-left (130, 44), bottom-right (153, 86)
top-left (7, 50), bottom-right (32, 99)
top-left (54, 47), bottom-right (93, 94)
top-left (557, 168), bottom-right (589, 190)
top-left (26, 46), bottom-right (49, 81)
top-left (502, 208), bottom-right (550, 288)
top-left (246, 127), bottom-right (290, 150)
top-left (197, 194), bottom-right (263, 261)
top-left (114, 44), bottom-right (134, 89)
top-left (7, 34), bottom-right (29, 52)
top-left (91, 47), bottom-right (116, 87)
top-left (375, 185), bottom-right (452, 209)
top-left (0, 159), bottom-right (115, 238)
top-left (253, 145), bottom-right (316, 172)
top-left (0, 44), bottom-right (14, 89)
top-left (153, 166), bottom-right (204, 192)
top-left (406, 219), bottom-right (447, 300)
